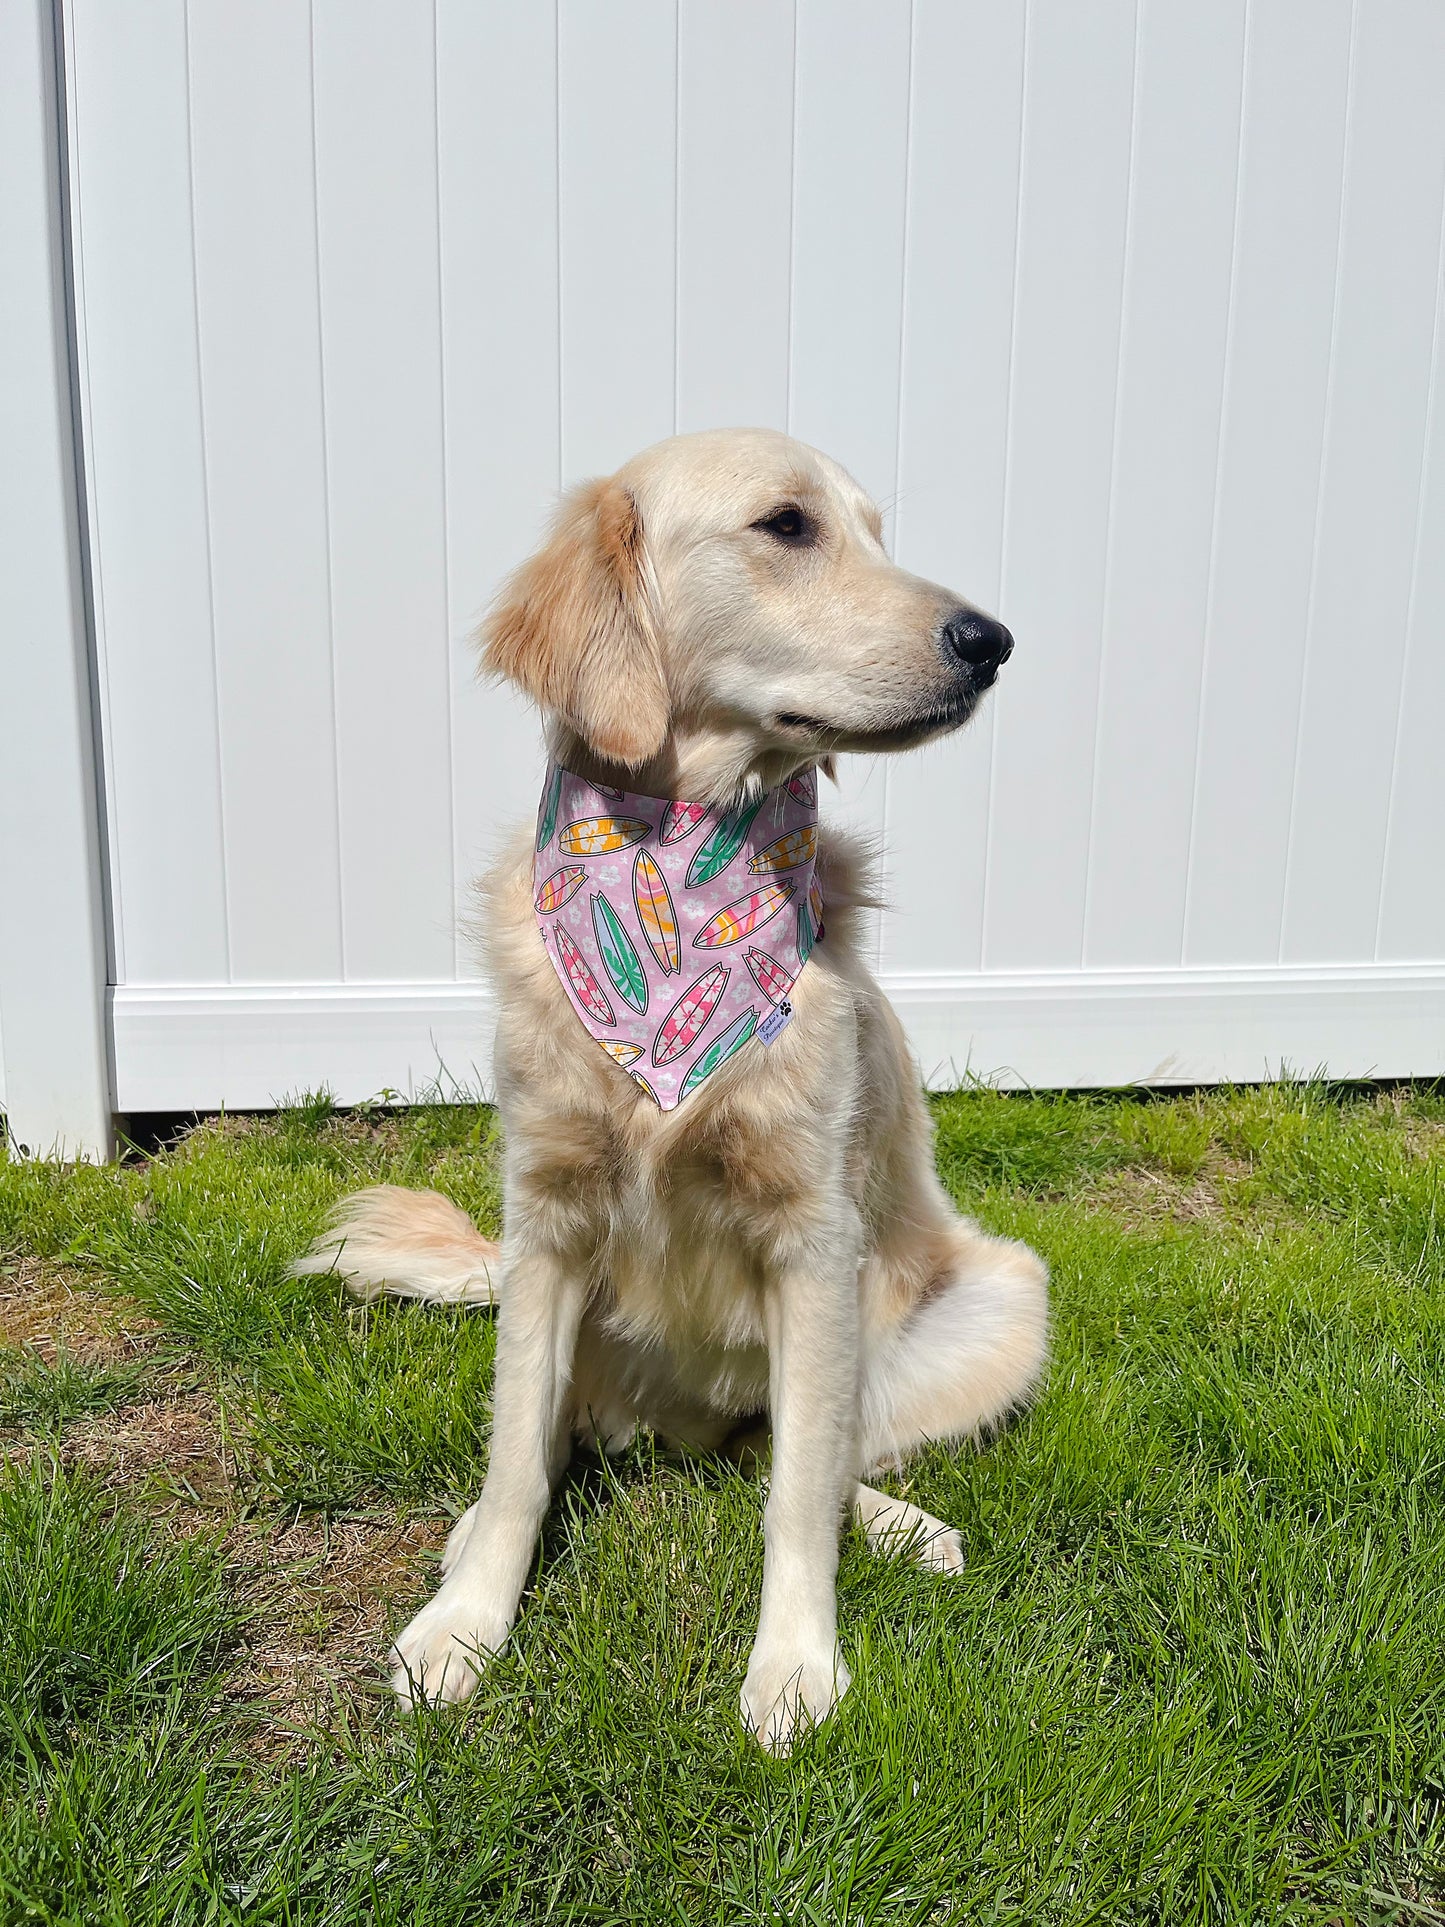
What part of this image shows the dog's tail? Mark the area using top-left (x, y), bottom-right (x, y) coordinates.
top-left (291, 1185), bottom-right (501, 1305)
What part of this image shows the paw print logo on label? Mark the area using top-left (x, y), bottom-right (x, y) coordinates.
top-left (757, 998), bottom-right (795, 1047)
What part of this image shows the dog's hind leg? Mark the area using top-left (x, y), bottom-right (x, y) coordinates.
top-left (291, 1186), bottom-right (501, 1305)
top-left (853, 1483), bottom-right (966, 1574)
top-left (859, 1221), bottom-right (1049, 1473)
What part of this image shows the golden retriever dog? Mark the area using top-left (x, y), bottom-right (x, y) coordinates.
top-left (297, 428), bottom-right (1049, 1752)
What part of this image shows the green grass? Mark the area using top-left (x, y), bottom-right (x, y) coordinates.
top-left (0, 1344), bottom-right (145, 1431)
top-left (1, 1084), bottom-right (1443, 1923)
top-left (0, 1455), bottom-right (235, 1763)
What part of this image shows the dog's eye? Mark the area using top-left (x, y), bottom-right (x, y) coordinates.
top-left (751, 505), bottom-right (814, 546)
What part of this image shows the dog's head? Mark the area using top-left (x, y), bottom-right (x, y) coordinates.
top-left (480, 428), bottom-right (1012, 798)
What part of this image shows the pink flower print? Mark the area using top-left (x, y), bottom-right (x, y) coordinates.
top-left (598, 863), bottom-right (621, 885)
top-left (682, 899), bottom-right (708, 922)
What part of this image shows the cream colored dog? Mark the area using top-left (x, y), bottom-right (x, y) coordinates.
top-left (298, 428), bottom-right (1048, 1753)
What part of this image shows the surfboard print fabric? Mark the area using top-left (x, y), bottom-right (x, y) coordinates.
top-left (533, 761), bottom-right (822, 1109)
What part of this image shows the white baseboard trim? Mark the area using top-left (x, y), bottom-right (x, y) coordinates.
top-left (888, 963), bottom-right (1445, 1092)
top-left (107, 964), bottom-right (1445, 1114)
top-left (110, 981), bottom-right (499, 1113)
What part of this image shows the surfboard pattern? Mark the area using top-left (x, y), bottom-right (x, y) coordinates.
top-left (591, 893), bottom-right (648, 1014)
top-left (534, 865), bottom-right (587, 914)
top-left (678, 1008), bottom-right (759, 1100)
top-left (660, 799), bottom-right (711, 845)
top-left (558, 816), bottom-right (651, 856)
top-left (536, 765), bottom-right (563, 850)
top-left (745, 948), bottom-right (796, 1006)
top-left (653, 965), bottom-right (729, 1065)
top-left (686, 798), bottom-right (767, 888)
top-left (747, 825), bottom-right (817, 875)
top-left (554, 926), bottom-right (615, 1026)
top-left (532, 763), bottom-right (822, 1109)
top-left (693, 882), bottom-right (795, 949)
top-left (632, 848), bottom-right (680, 975)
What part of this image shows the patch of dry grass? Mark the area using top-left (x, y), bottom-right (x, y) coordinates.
top-left (0, 1256), bottom-right (163, 1365)
top-left (225, 1509), bottom-right (449, 1757)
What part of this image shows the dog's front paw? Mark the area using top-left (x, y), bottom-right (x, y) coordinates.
top-left (740, 1639), bottom-right (851, 1755)
top-left (389, 1581), bottom-right (510, 1709)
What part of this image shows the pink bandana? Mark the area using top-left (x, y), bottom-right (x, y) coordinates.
top-left (533, 761), bottom-right (824, 1108)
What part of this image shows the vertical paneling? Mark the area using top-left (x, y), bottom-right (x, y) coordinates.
top-left (1376, 209), bottom-right (1445, 963)
top-left (788, 0), bottom-right (911, 523)
top-left (436, 4), bottom-right (561, 967)
top-left (1280, 0), bottom-right (1445, 961)
top-left (1082, 0), bottom-right (1246, 968)
top-left (558, 0), bottom-right (676, 479)
top-left (187, 0), bottom-right (340, 983)
top-left (982, 0), bottom-right (1138, 970)
top-left (883, 0), bottom-right (1026, 978)
top-left (312, 0), bottom-right (452, 982)
top-left (1182, 0), bottom-right (1354, 965)
top-left (675, 0), bottom-right (795, 432)
top-left (63, 0), bottom-right (1445, 1058)
top-left (789, 0), bottom-right (913, 903)
top-left (67, 0), bottom-right (227, 984)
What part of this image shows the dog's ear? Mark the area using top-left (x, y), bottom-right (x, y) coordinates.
top-left (480, 478), bottom-right (669, 766)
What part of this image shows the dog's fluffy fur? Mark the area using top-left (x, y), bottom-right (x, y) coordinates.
top-left (297, 429), bottom-right (1048, 1752)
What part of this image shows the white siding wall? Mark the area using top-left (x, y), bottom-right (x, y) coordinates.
top-left (49, 0), bottom-right (1445, 1112)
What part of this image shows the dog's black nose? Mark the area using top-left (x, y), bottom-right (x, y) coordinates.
top-left (940, 608), bottom-right (1014, 677)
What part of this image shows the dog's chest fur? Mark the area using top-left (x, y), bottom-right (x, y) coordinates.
top-left (601, 1155), bottom-right (765, 1339)
top-left (553, 1085), bottom-right (843, 1359)
top-left (584, 1094), bottom-right (865, 1419)
top-left (595, 1165), bottom-right (773, 1413)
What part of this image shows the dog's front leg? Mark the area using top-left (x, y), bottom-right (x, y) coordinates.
top-left (390, 1246), bottom-right (583, 1708)
top-left (741, 1214), bottom-right (861, 1753)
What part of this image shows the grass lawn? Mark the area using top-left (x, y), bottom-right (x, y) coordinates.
top-left (2, 1081), bottom-right (1443, 1925)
